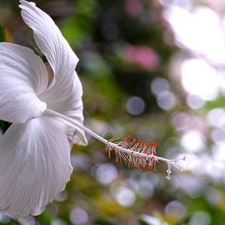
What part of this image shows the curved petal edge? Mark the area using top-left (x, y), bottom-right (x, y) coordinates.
top-left (0, 117), bottom-right (72, 217)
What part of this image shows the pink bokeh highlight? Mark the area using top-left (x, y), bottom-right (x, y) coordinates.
top-left (122, 45), bottom-right (160, 71)
top-left (124, 0), bottom-right (143, 17)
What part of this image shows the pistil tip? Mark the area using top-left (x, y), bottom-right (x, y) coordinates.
top-left (166, 176), bottom-right (171, 180)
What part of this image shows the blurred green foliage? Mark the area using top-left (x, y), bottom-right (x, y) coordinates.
top-left (1, 0), bottom-right (225, 225)
top-left (0, 25), bottom-right (6, 42)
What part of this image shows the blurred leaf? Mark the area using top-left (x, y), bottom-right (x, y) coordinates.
top-left (176, 213), bottom-right (192, 225)
top-left (36, 211), bottom-right (52, 225)
top-left (0, 218), bottom-right (20, 225)
top-left (138, 218), bottom-right (151, 225)
top-left (0, 24), bottom-right (6, 42)
top-left (0, 120), bottom-right (11, 133)
top-left (94, 219), bottom-right (117, 225)
top-left (205, 94), bottom-right (225, 110)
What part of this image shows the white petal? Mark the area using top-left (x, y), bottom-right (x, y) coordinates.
top-left (19, 0), bottom-right (79, 102)
top-left (0, 116), bottom-right (73, 217)
top-left (44, 73), bottom-right (87, 145)
top-left (0, 43), bottom-right (47, 123)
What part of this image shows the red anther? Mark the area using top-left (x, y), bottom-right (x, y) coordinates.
top-left (140, 165), bottom-right (145, 171)
top-left (105, 135), bottom-right (163, 175)
top-left (112, 136), bottom-right (118, 141)
top-left (107, 127), bottom-right (111, 130)
top-left (148, 165), bottom-right (153, 170)
top-left (140, 165), bottom-right (145, 170)
top-left (150, 142), bottom-right (157, 148)
top-left (154, 169), bottom-right (157, 173)
top-left (134, 165), bottom-right (139, 170)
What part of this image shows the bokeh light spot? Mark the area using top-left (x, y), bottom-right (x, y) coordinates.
top-left (95, 163), bottom-right (118, 184)
top-left (189, 211), bottom-right (211, 225)
top-left (151, 78), bottom-right (170, 97)
top-left (181, 59), bottom-right (219, 100)
top-left (157, 92), bottom-right (176, 110)
top-left (124, 0), bottom-right (143, 17)
top-left (128, 172), bottom-right (154, 199)
top-left (164, 6), bottom-right (225, 64)
top-left (126, 96), bottom-right (145, 115)
top-left (70, 207), bottom-right (88, 225)
top-left (207, 108), bottom-right (225, 127)
top-left (186, 94), bottom-right (205, 109)
top-left (211, 127), bottom-right (225, 145)
top-left (55, 190), bottom-right (67, 202)
top-left (113, 186), bottom-right (136, 207)
top-left (165, 201), bottom-right (186, 220)
top-left (151, 78), bottom-right (175, 110)
top-left (171, 112), bottom-right (191, 131)
top-left (52, 219), bottom-right (67, 225)
top-left (180, 130), bottom-right (205, 152)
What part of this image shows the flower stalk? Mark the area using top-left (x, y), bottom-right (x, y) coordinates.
top-left (46, 109), bottom-right (186, 180)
